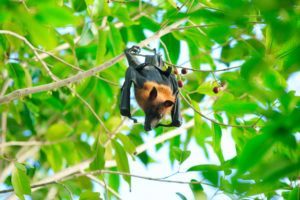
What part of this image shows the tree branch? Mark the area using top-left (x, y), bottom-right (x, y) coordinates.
top-left (0, 19), bottom-right (187, 105)
top-left (37, 49), bottom-right (119, 86)
top-left (0, 168), bottom-right (214, 194)
top-left (0, 138), bottom-right (73, 148)
top-left (20, 119), bottom-right (193, 192)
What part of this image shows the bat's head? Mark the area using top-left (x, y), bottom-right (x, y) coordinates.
top-left (144, 87), bottom-right (174, 131)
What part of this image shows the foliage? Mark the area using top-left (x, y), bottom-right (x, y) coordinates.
top-left (0, 0), bottom-right (299, 199)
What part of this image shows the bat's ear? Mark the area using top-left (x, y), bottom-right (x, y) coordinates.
top-left (149, 87), bottom-right (157, 101)
top-left (163, 100), bottom-right (174, 107)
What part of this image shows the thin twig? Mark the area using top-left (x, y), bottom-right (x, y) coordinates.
top-left (172, 21), bottom-right (265, 31)
top-left (0, 169), bottom-right (214, 194)
top-left (0, 79), bottom-right (13, 96)
top-left (0, 112), bottom-right (7, 155)
top-left (180, 92), bottom-right (254, 128)
top-left (0, 138), bottom-right (74, 148)
top-left (165, 61), bottom-right (241, 72)
top-left (0, 79), bottom-right (12, 160)
top-left (160, 39), bottom-right (171, 63)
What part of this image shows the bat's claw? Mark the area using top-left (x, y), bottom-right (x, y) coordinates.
top-left (129, 116), bottom-right (138, 123)
top-left (130, 45), bottom-right (141, 54)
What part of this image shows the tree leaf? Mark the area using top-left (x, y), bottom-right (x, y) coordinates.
top-left (171, 146), bottom-right (191, 164)
top-left (116, 134), bottom-right (136, 155)
top-left (79, 191), bottom-right (101, 200)
top-left (176, 192), bottom-right (188, 200)
top-left (161, 33), bottom-right (180, 63)
top-left (189, 179), bottom-right (206, 200)
top-left (12, 163), bottom-right (31, 200)
top-left (237, 133), bottom-right (275, 174)
top-left (89, 145), bottom-right (106, 171)
top-left (72, 0), bottom-right (87, 12)
top-left (112, 139), bottom-right (131, 187)
top-left (45, 121), bottom-right (73, 141)
top-left (213, 123), bottom-right (224, 163)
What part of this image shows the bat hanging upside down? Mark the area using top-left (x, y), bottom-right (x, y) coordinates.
top-left (120, 45), bottom-right (182, 131)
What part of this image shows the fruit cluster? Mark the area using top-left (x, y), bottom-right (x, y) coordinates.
top-left (173, 67), bottom-right (188, 88)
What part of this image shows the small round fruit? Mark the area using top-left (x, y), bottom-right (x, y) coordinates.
top-left (174, 68), bottom-right (178, 75)
top-left (213, 86), bottom-right (219, 94)
top-left (181, 68), bottom-right (187, 74)
top-left (178, 80), bottom-right (183, 88)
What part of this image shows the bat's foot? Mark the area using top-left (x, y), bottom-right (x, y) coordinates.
top-left (129, 45), bottom-right (140, 54)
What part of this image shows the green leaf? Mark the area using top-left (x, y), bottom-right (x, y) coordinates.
top-left (187, 165), bottom-right (220, 185)
top-left (140, 16), bottom-right (160, 32)
top-left (189, 179), bottom-right (203, 191)
top-left (161, 33), bottom-right (180, 63)
top-left (7, 63), bottom-right (26, 89)
top-left (109, 23), bottom-right (124, 55)
top-left (20, 103), bottom-right (35, 134)
top-left (72, 0), bottom-right (87, 12)
top-left (36, 6), bottom-right (80, 26)
top-left (12, 163), bottom-right (31, 200)
top-left (186, 38), bottom-right (200, 67)
top-left (188, 164), bottom-right (221, 172)
top-left (45, 121), bottom-right (73, 141)
top-left (197, 81), bottom-right (220, 96)
top-left (116, 134), bottom-right (136, 155)
top-left (43, 145), bottom-right (63, 172)
top-left (112, 140), bottom-right (131, 186)
top-left (171, 147), bottom-right (191, 164)
top-left (189, 179), bottom-right (206, 200)
top-left (207, 25), bottom-right (230, 44)
top-left (90, 145), bottom-right (106, 171)
top-left (221, 42), bottom-right (249, 62)
top-left (91, 0), bottom-right (110, 17)
top-left (288, 187), bottom-right (300, 200)
top-left (213, 123), bottom-right (224, 163)
top-left (96, 30), bottom-right (107, 65)
top-left (113, 5), bottom-right (133, 26)
top-left (176, 192), bottom-right (188, 200)
top-left (214, 97), bottom-right (259, 116)
top-left (79, 191), bottom-right (101, 200)
top-left (237, 133), bottom-right (275, 174)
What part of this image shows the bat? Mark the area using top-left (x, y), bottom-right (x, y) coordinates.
top-left (120, 45), bottom-right (182, 131)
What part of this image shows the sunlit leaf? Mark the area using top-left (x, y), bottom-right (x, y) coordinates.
top-left (90, 145), bottom-right (106, 170)
top-left (112, 140), bottom-right (131, 187)
top-left (79, 191), bottom-right (101, 200)
top-left (171, 147), bottom-right (191, 164)
top-left (45, 121), bottom-right (73, 141)
top-left (12, 163), bottom-right (31, 200)
top-left (176, 192), bottom-right (188, 200)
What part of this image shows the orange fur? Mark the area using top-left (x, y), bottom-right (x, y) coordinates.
top-left (135, 81), bottom-right (175, 114)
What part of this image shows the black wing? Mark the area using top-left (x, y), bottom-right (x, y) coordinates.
top-left (120, 47), bottom-right (146, 122)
